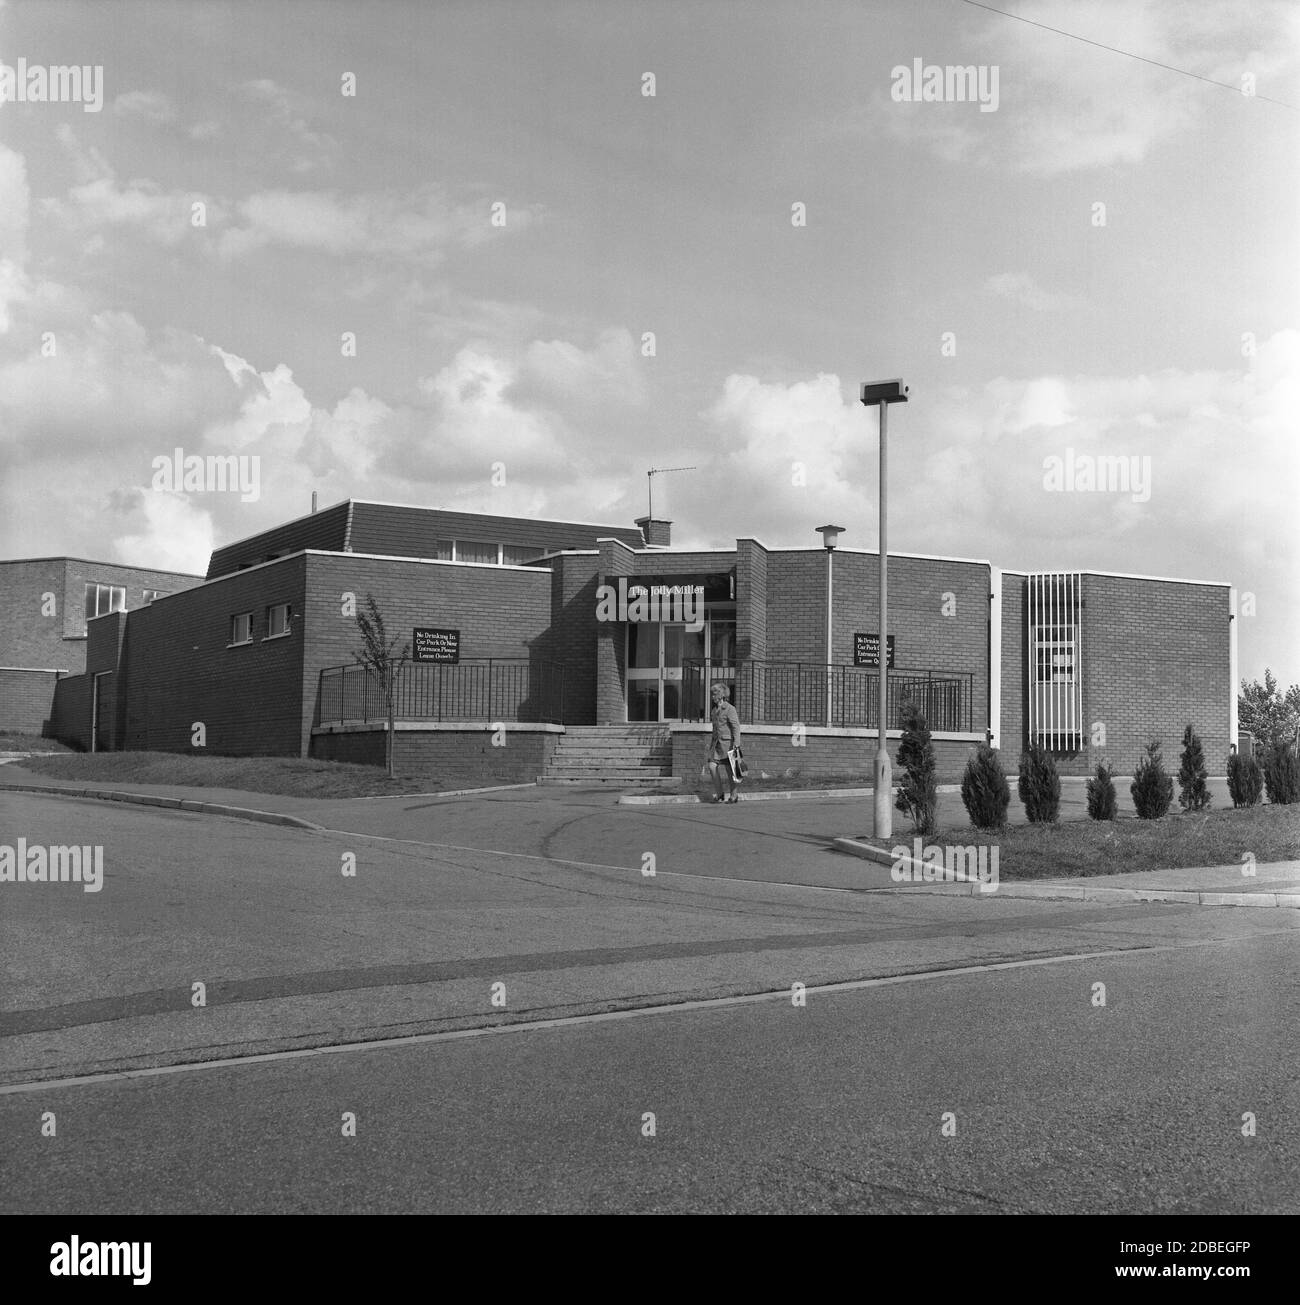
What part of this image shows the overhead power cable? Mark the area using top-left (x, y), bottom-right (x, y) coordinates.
top-left (958, 0), bottom-right (1297, 110)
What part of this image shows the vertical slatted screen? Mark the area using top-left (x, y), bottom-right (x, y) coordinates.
top-left (1028, 572), bottom-right (1082, 748)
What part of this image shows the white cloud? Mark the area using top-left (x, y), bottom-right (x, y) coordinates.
top-left (986, 272), bottom-right (1081, 313)
top-left (218, 187), bottom-right (533, 263)
top-left (113, 90), bottom-right (177, 123)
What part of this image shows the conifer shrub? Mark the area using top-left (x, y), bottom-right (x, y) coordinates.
top-left (961, 742), bottom-right (1010, 831)
top-left (1086, 761), bottom-right (1117, 820)
top-left (1262, 743), bottom-right (1300, 805)
top-left (1177, 724), bottom-right (1211, 812)
top-left (1131, 740), bottom-right (1174, 819)
top-left (1226, 748), bottom-right (1263, 808)
top-left (894, 701), bottom-right (938, 836)
top-left (1017, 739), bottom-right (1061, 823)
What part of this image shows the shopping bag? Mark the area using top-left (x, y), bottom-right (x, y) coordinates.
top-left (726, 746), bottom-right (748, 783)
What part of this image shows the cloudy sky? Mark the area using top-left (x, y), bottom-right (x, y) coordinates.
top-left (0, 0), bottom-right (1295, 679)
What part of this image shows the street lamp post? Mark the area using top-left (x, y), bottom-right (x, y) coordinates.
top-left (860, 379), bottom-right (909, 839)
top-left (817, 525), bottom-right (845, 728)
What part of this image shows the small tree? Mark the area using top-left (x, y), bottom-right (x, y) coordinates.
top-left (1131, 740), bottom-right (1174, 819)
top-left (354, 593), bottom-right (410, 779)
top-left (1087, 761), bottom-right (1117, 820)
top-left (961, 742), bottom-right (1010, 831)
top-left (1177, 724), bottom-right (1211, 812)
top-left (1017, 740), bottom-right (1061, 823)
top-left (1262, 742), bottom-right (1300, 805)
top-left (1226, 748), bottom-right (1264, 808)
top-left (894, 700), bottom-right (938, 836)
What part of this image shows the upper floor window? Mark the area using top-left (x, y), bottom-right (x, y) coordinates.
top-left (84, 583), bottom-right (125, 620)
top-left (455, 540), bottom-right (499, 565)
top-left (501, 544), bottom-right (542, 565)
top-left (265, 603), bottom-right (292, 638)
top-left (142, 589), bottom-right (167, 603)
top-left (230, 612), bottom-right (253, 645)
top-left (435, 540), bottom-right (454, 561)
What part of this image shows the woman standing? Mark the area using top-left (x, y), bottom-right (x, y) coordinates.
top-left (706, 681), bottom-right (742, 803)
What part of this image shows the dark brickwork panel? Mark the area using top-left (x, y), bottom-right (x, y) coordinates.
top-left (0, 669), bottom-right (62, 733)
top-left (121, 557), bottom-right (309, 756)
top-left (302, 555), bottom-right (554, 755)
top-left (205, 501), bottom-right (350, 578)
top-left (1000, 572), bottom-right (1026, 756)
top-left (49, 672), bottom-right (92, 750)
top-left (311, 728), bottom-right (556, 783)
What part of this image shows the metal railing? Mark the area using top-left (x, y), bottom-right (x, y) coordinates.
top-left (682, 659), bottom-right (974, 732)
top-left (316, 660), bottom-right (564, 725)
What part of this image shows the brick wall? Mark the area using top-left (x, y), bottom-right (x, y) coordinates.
top-left (669, 726), bottom-right (980, 784)
top-left (49, 673), bottom-right (92, 750)
top-left (736, 539), bottom-right (769, 662)
top-left (0, 560), bottom-right (70, 669)
top-left (121, 557), bottom-right (309, 756)
top-left (758, 550), bottom-right (991, 733)
top-left (1079, 574), bottom-right (1231, 777)
top-left (0, 669), bottom-right (63, 734)
top-left (1000, 573), bottom-right (1231, 777)
top-left (311, 725), bottom-right (557, 782)
top-left (301, 554), bottom-right (554, 755)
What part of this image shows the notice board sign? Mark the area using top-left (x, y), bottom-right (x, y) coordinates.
top-left (853, 632), bottom-right (895, 668)
top-left (413, 627), bottom-right (460, 663)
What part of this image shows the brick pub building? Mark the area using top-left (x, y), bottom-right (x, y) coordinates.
top-left (32, 498), bottom-right (1238, 786)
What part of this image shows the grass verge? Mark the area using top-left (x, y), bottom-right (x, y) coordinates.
top-left (853, 805), bottom-right (1300, 879)
top-left (6, 751), bottom-right (518, 799)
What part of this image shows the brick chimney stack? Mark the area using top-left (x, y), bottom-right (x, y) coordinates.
top-left (635, 516), bottom-right (672, 547)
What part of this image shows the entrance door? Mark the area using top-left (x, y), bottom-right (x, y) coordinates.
top-left (626, 622), bottom-right (705, 722)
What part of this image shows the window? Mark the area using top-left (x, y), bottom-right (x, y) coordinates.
top-left (1033, 625), bottom-right (1076, 682)
top-left (456, 540), bottom-right (499, 565)
top-left (84, 583), bottom-right (125, 620)
top-left (435, 540), bottom-right (454, 561)
top-left (265, 603), bottom-right (291, 638)
top-left (230, 612), bottom-right (252, 645)
top-left (501, 544), bottom-right (541, 565)
top-left (142, 589), bottom-right (167, 603)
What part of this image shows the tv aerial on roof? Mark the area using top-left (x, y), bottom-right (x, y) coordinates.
top-left (646, 464), bottom-right (697, 520)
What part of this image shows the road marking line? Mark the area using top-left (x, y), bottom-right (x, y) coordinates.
top-left (2, 933), bottom-right (1290, 1097)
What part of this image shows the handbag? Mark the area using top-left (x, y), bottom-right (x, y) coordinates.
top-left (726, 746), bottom-right (748, 783)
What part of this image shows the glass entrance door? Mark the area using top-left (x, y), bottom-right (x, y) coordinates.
top-left (627, 621), bottom-right (706, 722)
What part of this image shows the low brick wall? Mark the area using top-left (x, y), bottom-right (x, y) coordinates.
top-left (670, 725), bottom-right (983, 784)
top-left (311, 722), bottom-right (560, 783)
top-left (48, 672), bottom-right (93, 750)
top-left (0, 668), bottom-right (64, 735)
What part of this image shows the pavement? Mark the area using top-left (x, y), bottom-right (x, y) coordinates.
top-left (1, 765), bottom-right (1295, 907)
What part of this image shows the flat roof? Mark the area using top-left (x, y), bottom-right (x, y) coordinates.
top-left (0, 556), bottom-right (205, 576)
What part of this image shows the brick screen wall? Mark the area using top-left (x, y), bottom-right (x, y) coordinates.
top-left (301, 553), bottom-right (554, 755)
